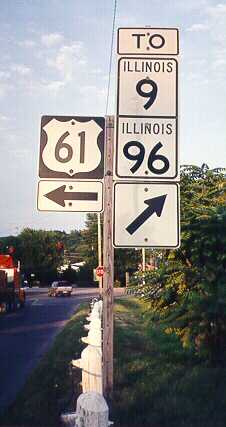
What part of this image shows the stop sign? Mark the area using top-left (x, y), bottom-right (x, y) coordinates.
top-left (96, 266), bottom-right (104, 277)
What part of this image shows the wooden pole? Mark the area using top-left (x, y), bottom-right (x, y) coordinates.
top-left (142, 248), bottom-right (146, 285)
top-left (97, 213), bottom-right (103, 295)
top-left (102, 115), bottom-right (114, 397)
top-left (142, 248), bottom-right (146, 272)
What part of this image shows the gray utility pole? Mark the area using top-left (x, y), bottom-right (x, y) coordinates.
top-left (102, 115), bottom-right (114, 397)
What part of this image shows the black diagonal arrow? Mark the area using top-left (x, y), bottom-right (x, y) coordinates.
top-left (126, 194), bottom-right (167, 235)
top-left (44, 185), bottom-right (98, 207)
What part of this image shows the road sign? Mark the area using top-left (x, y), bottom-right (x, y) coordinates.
top-left (113, 182), bottom-right (180, 248)
top-left (39, 116), bottom-right (105, 179)
top-left (117, 28), bottom-right (179, 55)
top-left (115, 117), bottom-right (178, 180)
top-left (96, 266), bottom-right (104, 277)
top-left (117, 57), bottom-right (178, 117)
top-left (37, 180), bottom-right (103, 212)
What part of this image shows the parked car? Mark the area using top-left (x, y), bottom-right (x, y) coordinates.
top-left (48, 281), bottom-right (72, 297)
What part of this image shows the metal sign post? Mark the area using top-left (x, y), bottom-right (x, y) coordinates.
top-left (102, 116), bottom-right (114, 397)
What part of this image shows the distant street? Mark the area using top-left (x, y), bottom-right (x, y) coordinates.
top-left (0, 287), bottom-right (124, 412)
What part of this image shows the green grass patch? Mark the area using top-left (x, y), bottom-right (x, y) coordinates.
top-left (112, 298), bottom-right (226, 427)
top-left (1, 298), bottom-right (226, 427)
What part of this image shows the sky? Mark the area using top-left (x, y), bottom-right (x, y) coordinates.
top-left (0, 0), bottom-right (225, 236)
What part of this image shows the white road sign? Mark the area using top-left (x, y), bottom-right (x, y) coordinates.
top-left (39, 116), bottom-right (105, 179)
top-left (37, 180), bottom-right (103, 212)
top-left (113, 182), bottom-right (180, 248)
top-left (117, 57), bottom-right (178, 117)
top-left (118, 28), bottom-right (179, 55)
top-left (115, 117), bottom-right (178, 180)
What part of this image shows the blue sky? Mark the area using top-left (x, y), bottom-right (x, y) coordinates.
top-left (0, 0), bottom-right (225, 236)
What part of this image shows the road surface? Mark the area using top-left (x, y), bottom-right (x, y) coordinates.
top-left (0, 287), bottom-right (124, 412)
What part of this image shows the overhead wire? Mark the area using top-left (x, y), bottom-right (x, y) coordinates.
top-left (105, 0), bottom-right (117, 116)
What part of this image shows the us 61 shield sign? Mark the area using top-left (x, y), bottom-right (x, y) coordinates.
top-left (39, 116), bottom-right (105, 179)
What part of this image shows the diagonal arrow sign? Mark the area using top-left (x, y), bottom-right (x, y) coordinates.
top-left (126, 194), bottom-right (167, 235)
top-left (44, 185), bottom-right (98, 207)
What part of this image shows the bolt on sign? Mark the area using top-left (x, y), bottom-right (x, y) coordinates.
top-left (37, 116), bottom-right (105, 212)
top-left (113, 27), bottom-right (180, 248)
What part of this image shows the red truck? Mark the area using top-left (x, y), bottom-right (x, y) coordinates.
top-left (0, 255), bottom-right (25, 313)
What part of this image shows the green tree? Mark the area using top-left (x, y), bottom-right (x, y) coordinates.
top-left (115, 248), bottom-right (141, 285)
top-left (130, 164), bottom-right (226, 363)
top-left (77, 214), bottom-right (141, 285)
top-left (16, 228), bottom-right (66, 284)
top-left (75, 214), bottom-right (99, 283)
top-left (64, 229), bottom-right (82, 253)
top-left (77, 214), bottom-right (99, 269)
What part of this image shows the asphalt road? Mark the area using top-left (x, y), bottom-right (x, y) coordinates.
top-left (0, 287), bottom-right (121, 412)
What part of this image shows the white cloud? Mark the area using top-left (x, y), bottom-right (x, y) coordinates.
top-left (0, 82), bottom-right (11, 97)
top-left (0, 70), bottom-right (11, 80)
top-left (159, 0), bottom-right (209, 12)
top-left (187, 58), bottom-right (207, 66)
top-left (23, 75), bottom-right (67, 96)
top-left (206, 3), bottom-right (226, 17)
top-left (186, 23), bottom-right (209, 32)
top-left (11, 64), bottom-right (31, 76)
top-left (18, 39), bottom-right (36, 48)
top-left (79, 85), bottom-right (107, 99)
top-left (47, 42), bottom-right (86, 82)
top-left (205, 3), bottom-right (226, 45)
top-left (0, 114), bottom-right (10, 130)
top-left (45, 80), bottom-right (66, 92)
top-left (12, 148), bottom-right (31, 159)
top-left (186, 72), bottom-right (200, 81)
top-left (0, 114), bottom-right (8, 121)
top-left (41, 33), bottom-right (64, 47)
top-left (212, 58), bottom-right (226, 69)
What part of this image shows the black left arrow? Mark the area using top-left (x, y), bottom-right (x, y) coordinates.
top-left (126, 194), bottom-right (167, 235)
top-left (44, 185), bottom-right (98, 207)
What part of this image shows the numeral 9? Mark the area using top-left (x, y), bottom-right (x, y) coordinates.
top-left (136, 78), bottom-right (158, 110)
top-left (123, 141), bottom-right (145, 173)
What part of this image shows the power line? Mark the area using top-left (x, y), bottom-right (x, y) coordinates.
top-left (105, 0), bottom-right (117, 116)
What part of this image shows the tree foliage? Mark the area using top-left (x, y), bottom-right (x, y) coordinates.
top-left (0, 228), bottom-right (82, 284)
top-left (129, 164), bottom-right (226, 363)
top-left (76, 214), bottom-right (141, 285)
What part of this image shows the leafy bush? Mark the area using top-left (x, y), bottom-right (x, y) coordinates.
top-left (129, 165), bottom-right (226, 363)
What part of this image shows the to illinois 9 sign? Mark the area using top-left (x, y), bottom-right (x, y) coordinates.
top-left (39, 116), bottom-right (105, 179)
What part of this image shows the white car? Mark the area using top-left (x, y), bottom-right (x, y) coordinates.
top-left (48, 280), bottom-right (73, 297)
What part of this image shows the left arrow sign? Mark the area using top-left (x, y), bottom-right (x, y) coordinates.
top-left (44, 185), bottom-right (98, 207)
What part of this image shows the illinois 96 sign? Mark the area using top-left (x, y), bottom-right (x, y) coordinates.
top-left (39, 116), bottom-right (105, 179)
top-left (115, 117), bottom-right (178, 180)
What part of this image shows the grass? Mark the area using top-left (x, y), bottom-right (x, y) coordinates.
top-left (1, 298), bottom-right (226, 427)
top-left (112, 298), bottom-right (226, 427)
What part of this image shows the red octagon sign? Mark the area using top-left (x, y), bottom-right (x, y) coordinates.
top-left (96, 266), bottom-right (104, 277)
